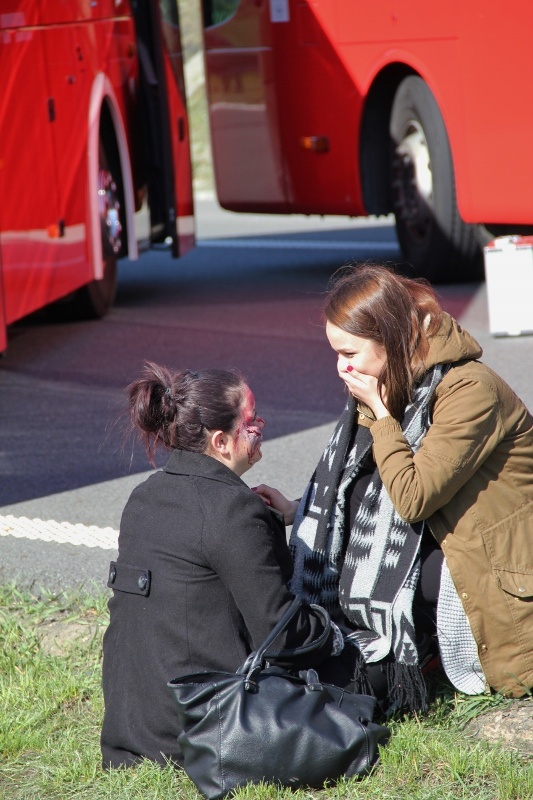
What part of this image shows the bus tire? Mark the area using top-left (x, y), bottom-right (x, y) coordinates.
top-left (389, 75), bottom-right (483, 282)
top-left (67, 139), bottom-right (120, 319)
top-left (82, 139), bottom-right (121, 317)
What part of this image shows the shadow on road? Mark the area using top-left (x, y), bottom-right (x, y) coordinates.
top-left (0, 224), bottom-right (480, 506)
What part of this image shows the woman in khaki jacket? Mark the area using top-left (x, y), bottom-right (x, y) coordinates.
top-left (256, 264), bottom-right (533, 714)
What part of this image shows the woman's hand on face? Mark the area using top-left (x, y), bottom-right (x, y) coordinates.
top-left (252, 484), bottom-right (299, 526)
top-left (325, 323), bottom-right (390, 420)
top-left (341, 366), bottom-right (390, 420)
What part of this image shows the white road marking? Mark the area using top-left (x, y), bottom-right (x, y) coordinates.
top-left (198, 238), bottom-right (399, 251)
top-left (0, 515), bottom-right (118, 550)
top-left (0, 424), bottom-right (338, 560)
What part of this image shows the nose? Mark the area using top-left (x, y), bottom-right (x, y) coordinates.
top-left (256, 415), bottom-right (265, 429)
top-left (337, 355), bottom-right (350, 372)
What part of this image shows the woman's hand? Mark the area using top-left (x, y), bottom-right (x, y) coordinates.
top-left (252, 484), bottom-right (299, 526)
top-left (342, 366), bottom-right (390, 420)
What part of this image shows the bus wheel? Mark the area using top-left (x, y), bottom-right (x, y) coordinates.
top-left (67, 141), bottom-right (120, 319)
top-left (389, 76), bottom-right (483, 282)
top-left (84, 141), bottom-right (121, 316)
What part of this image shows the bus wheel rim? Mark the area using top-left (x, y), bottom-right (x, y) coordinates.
top-left (392, 119), bottom-right (433, 243)
top-left (97, 167), bottom-right (122, 255)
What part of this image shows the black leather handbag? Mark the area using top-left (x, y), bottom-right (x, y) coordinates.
top-left (168, 597), bottom-right (390, 800)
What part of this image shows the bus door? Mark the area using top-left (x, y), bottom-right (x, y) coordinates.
top-left (202, 0), bottom-right (289, 211)
top-left (131, 0), bottom-right (194, 257)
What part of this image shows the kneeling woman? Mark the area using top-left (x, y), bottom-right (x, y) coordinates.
top-left (101, 364), bottom-right (337, 768)
top-left (257, 265), bottom-right (533, 713)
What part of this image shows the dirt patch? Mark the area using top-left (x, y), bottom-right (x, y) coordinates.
top-left (37, 614), bottom-right (103, 657)
top-left (464, 699), bottom-right (533, 757)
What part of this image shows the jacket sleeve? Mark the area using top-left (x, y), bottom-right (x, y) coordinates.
top-left (201, 485), bottom-right (334, 665)
top-left (371, 367), bottom-right (505, 522)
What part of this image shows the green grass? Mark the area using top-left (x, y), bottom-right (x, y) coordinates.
top-left (0, 583), bottom-right (531, 800)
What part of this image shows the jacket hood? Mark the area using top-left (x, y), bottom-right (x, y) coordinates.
top-left (425, 312), bottom-right (482, 368)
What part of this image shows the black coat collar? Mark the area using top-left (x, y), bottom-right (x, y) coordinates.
top-left (163, 448), bottom-right (245, 486)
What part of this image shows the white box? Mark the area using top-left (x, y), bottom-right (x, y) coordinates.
top-left (484, 235), bottom-right (533, 336)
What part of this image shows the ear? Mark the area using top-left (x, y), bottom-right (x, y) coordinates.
top-left (208, 429), bottom-right (230, 455)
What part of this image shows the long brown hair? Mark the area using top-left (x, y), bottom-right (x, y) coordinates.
top-left (127, 362), bottom-right (246, 465)
top-left (324, 264), bottom-right (442, 419)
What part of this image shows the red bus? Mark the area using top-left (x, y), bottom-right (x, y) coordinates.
top-left (0, 0), bottom-right (194, 352)
top-left (201, 1), bottom-right (532, 282)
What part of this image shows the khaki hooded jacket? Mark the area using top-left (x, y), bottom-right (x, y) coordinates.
top-left (362, 313), bottom-right (533, 697)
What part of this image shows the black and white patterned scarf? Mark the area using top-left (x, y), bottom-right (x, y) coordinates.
top-left (290, 364), bottom-right (447, 711)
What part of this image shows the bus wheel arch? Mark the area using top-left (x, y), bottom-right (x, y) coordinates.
top-left (389, 75), bottom-right (483, 282)
top-left (60, 79), bottom-right (138, 319)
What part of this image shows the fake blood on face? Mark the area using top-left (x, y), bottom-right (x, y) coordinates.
top-left (232, 387), bottom-right (265, 475)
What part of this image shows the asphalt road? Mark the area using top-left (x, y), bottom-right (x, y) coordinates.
top-left (1, 199), bottom-right (532, 593)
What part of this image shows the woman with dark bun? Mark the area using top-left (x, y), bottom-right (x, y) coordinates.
top-left (256, 264), bottom-right (533, 715)
top-left (101, 363), bottom-right (338, 768)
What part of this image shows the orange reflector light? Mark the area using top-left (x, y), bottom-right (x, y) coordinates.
top-left (47, 219), bottom-right (65, 238)
top-left (300, 136), bottom-right (330, 153)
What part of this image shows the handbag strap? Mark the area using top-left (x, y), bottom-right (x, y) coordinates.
top-left (264, 602), bottom-right (331, 660)
top-left (240, 597), bottom-right (331, 690)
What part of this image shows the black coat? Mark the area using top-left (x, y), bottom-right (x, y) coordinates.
top-left (101, 449), bottom-right (333, 768)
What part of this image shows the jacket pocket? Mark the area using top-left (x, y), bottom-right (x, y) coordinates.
top-left (494, 568), bottom-right (533, 600)
top-left (480, 503), bottom-right (533, 570)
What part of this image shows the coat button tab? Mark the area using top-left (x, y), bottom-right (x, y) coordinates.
top-left (138, 573), bottom-right (148, 591)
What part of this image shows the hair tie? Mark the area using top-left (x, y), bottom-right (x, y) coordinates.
top-left (165, 387), bottom-right (172, 397)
